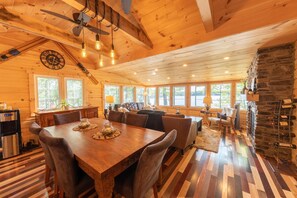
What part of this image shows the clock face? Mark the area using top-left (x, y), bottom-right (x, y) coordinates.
top-left (40, 50), bottom-right (65, 70)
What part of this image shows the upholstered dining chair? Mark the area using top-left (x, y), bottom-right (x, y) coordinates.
top-left (108, 110), bottom-right (124, 123)
top-left (162, 116), bottom-right (197, 155)
top-left (125, 112), bottom-right (148, 127)
top-left (53, 111), bottom-right (81, 125)
top-left (114, 129), bottom-right (177, 198)
top-left (39, 129), bottom-right (94, 198)
top-left (30, 122), bottom-right (58, 194)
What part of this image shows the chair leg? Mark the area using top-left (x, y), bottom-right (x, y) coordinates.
top-left (153, 183), bottom-right (158, 198)
top-left (45, 164), bottom-right (51, 184)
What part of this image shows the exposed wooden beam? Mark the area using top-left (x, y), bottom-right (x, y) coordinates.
top-left (0, 37), bottom-right (49, 64)
top-left (196, 0), bottom-right (214, 32)
top-left (0, 6), bottom-right (112, 58)
top-left (62, 0), bottom-right (153, 49)
top-left (55, 42), bottom-right (99, 85)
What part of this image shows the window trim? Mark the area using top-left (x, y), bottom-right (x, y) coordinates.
top-left (146, 87), bottom-right (157, 105)
top-left (104, 84), bottom-right (121, 108)
top-left (135, 86), bottom-right (145, 103)
top-left (123, 86), bottom-right (135, 103)
top-left (173, 86), bottom-right (186, 107)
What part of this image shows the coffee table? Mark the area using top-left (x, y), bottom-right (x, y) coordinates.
top-left (185, 116), bottom-right (203, 132)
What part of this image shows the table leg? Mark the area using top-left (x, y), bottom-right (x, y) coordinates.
top-left (95, 177), bottom-right (114, 198)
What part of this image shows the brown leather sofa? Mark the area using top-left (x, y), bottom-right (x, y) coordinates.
top-left (162, 116), bottom-right (197, 155)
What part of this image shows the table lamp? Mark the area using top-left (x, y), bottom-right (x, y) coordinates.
top-left (203, 96), bottom-right (212, 111)
top-left (105, 95), bottom-right (115, 111)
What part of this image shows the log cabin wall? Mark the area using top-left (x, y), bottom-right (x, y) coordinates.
top-left (247, 43), bottom-right (295, 162)
top-left (0, 40), bottom-right (138, 146)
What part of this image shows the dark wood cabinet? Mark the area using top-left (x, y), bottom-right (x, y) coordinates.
top-left (35, 106), bottom-right (98, 127)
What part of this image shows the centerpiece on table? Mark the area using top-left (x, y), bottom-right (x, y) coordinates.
top-left (92, 121), bottom-right (121, 140)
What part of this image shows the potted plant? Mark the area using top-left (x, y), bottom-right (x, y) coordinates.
top-left (60, 99), bottom-right (69, 110)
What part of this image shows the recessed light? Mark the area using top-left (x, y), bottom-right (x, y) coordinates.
top-left (133, 72), bottom-right (137, 75)
top-left (152, 72), bottom-right (156, 75)
top-left (155, 68), bottom-right (158, 71)
top-left (225, 71), bottom-right (229, 74)
top-left (191, 74), bottom-right (195, 77)
top-left (148, 79), bottom-right (151, 82)
top-left (224, 57), bottom-right (230, 60)
top-left (183, 64), bottom-right (188, 67)
top-left (167, 77), bottom-right (170, 79)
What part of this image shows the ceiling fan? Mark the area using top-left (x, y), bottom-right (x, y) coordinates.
top-left (40, 9), bottom-right (109, 37)
top-left (121, 0), bottom-right (132, 14)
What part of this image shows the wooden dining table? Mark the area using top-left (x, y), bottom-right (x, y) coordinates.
top-left (44, 117), bottom-right (165, 197)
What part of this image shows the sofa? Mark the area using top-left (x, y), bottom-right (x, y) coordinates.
top-left (137, 110), bottom-right (165, 131)
top-left (114, 102), bottom-right (144, 111)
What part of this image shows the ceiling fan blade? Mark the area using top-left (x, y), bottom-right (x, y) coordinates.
top-left (85, 25), bottom-right (109, 35)
top-left (121, 0), bottom-right (132, 14)
top-left (40, 9), bottom-right (76, 24)
top-left (72, 26), bottom-right (83, 37)
top-left (78, 12), bottom-right (91, 23)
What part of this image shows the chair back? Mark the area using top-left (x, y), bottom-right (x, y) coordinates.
top-left (39, 129), bottom-right (79, 198)
top-left (137, 110), bottom-right (165, 131)
top-left (38, 128), bottom-right (56, 171)
top-left (164, 113), bottom-right (185, 118)
top-left (126, 113), bottom-right (148, 127)
top-left (108, 110), bottom-right (124, 123)
top-left (133, 130), bottom-right (177, 198)
top-left (53, 111), bottom-right (81, 125)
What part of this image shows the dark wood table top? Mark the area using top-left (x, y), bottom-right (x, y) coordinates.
top-left (44, 117), bottom-right (165, 197)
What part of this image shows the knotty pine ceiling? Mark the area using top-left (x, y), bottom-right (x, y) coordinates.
top-left (1, 0), bottom-right (297, 85)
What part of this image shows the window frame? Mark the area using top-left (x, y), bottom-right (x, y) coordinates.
top-left (146, 87), bottom-right (156, 105)
top-left (64, 77), bottom-right (84, 108)
top-left (190, 85), bottom-right (206, 107)
top-left (158, 86), bottom-right (170, 106)
top-left (235, 82), bottom-right (247, 110)
top-left (210, 83), bottom-right (231, 108)
top-left (135, 87), bottom-right (145, 103)
top-left (123, 86), bottom-right (135, 103)
top-left (104, 84), bottom-right (121, 108)
top-left (173, 86), bottom-right (186, 107)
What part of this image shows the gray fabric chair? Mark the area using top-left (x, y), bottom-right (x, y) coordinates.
top-left (39, 129), bottom-right (94, 198)
top-left (108, 110), bottom-right (124, 123)
top-left (53, 111), bottom-right (81, 125)
top-left (125, 112), bottom-right (148, 128)
top-left (30, 122), bottom-right (58, 194)
top-left (114, 129), bottom-right (177, 198)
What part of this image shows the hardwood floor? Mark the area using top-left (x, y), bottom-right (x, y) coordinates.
top-left (1, 130), bottom-right (297, 198)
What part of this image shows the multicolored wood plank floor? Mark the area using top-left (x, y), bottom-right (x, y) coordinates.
top-left (1, 130), bottom-right (297, 198)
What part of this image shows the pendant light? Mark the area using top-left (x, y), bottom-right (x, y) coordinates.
top-left (81, 14), bottom-right (87, 58)
top-left (95, 1), bottom-right (101, 51)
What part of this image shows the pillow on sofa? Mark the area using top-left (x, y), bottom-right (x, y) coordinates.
top-left (118, 107), bottom-right (129, 113)
top-left (217, 112), bottom-right (227, 120)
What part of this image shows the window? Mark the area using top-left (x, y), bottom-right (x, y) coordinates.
top-left (190, 85), bottom-right (206, 107)
top-left (36, 76), bottom-right (60, 110)
top-left (211, 84), bottom-right (231, 108)
top-left (104, 85), bottom-right (120, 108)
top-left (66, 79), bottom-right (83, 107)
top-left (173, 86), bottom-right (186, 106)
top-left (136, 87), bottom-right (145, 102)
top-left (236, 82), bottom-right (247, 109)
top-left (159, 86), bottom-right (170, 106)
top-left (147, 87), bottom-right (156, 105)
top-left (123, 86), bottom-right (134, 103)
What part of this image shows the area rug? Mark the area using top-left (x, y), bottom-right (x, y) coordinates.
top-left (193, 126), bottom-right (221, 153)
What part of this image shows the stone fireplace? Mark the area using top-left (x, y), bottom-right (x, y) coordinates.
top-left (247, 43), bottom-right (295, 161)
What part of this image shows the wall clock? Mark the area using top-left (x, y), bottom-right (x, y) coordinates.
top-left (40, 50), bottom-right (65, 70)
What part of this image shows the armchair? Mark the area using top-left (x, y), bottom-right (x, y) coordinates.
top-left (162, 116), bottom-right (197, 155)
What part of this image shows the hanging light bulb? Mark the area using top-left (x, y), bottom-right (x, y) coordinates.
top-left (110, 45), bottom-right (115, 58)
top-left (111, 58), bottom-right (115, 65)
top-left (95, 34), bottom-right (101, 50)
top-left (98, 53), bottom-right (103, 67)
top-left (81, 42), bottom-right (87, 58)
top-left (110, 24), bottom-right (115, 58)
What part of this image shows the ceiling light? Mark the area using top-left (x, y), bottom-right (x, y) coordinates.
top-left (133, 72), bottom-right (137, 75)
top-left (191, 74), bottom-right (195, 77)
top-left (98, 54), bottom-right (103, 67)
top-left (167, 77), bottom-right (170, 79)
top-left (155, 68), bottom-right (158, 71)
top-left (224, 57), bottom-right (230, 60)
top-left (81, 42), bottom-right (87, 58)
top-left (148, 79), bottom-right (151, 82)
top-left (111, 58), bottom-right (115, 65)
top-left (152, 72), bottom-right (156, 75)
top-left (95, 34), bottom-right (101, 50)
top-left (225, 70), bottom-right (229, 74)
top-left (183, 64), bottom-right (188, 67)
